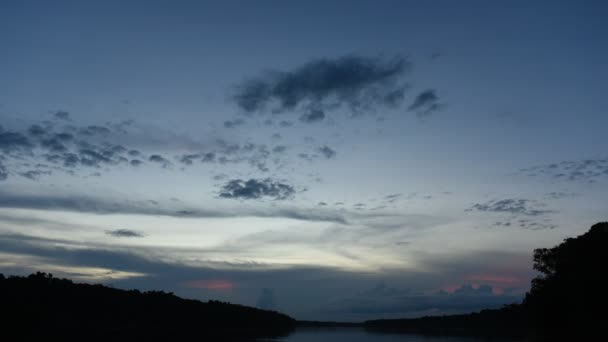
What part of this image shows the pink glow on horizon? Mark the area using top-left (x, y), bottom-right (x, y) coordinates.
top-left (183, 279), bottom-right (236, 290)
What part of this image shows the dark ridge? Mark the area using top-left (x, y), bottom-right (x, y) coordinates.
top-left (0, 272), bottom-right (295, 341)
top-left (364, 222), bottom-right (608, 340)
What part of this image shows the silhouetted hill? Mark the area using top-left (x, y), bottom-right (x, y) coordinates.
top-left (364, 222), bottom-right (608, 339)
top-left (0, 272), bottom-right (295, 341)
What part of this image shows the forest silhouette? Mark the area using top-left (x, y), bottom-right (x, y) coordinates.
top-left (0, 272), bottom-right (295, 340)
top-left (1, 222), bottom-right (607, 340)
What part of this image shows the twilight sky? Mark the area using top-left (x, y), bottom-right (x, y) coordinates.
top-left (1, 0), bottom-right (607, 321)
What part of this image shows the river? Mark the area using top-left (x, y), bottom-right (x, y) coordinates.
top-left (256, 327), bottom-right (526, 342)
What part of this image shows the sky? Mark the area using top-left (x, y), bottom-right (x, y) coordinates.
top-left (1, 0), bottom-right (607, 321)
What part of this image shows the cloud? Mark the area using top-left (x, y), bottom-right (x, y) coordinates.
top-left (408, 89), bottom-right (443, 116)
top-left (0, 161), bottom-right (7, 181)
top-left (223, 118), bottom-right (245, 129)
top-left (233, 55), bottom-right (410, 115)
top-left (318, 146), bottom-right (336, 159)
top-left (78, 125), bottom-right (111, 136)
top-left (148, 154), bottom-right (171, 167)
top-left (520, 158), bottom-right (608, 183)
top-left (272, 145), bottom-right (287, 154)
top-left (299, 109), bottom-right (325, 123)
top-left (219, 178), bottom-right (296, 200)
top-left (0, 189), bottom-right (346, 223)
top-left (326, 282), bottom-right (522, 319)
top-left (494, 219), bottom-right (557, 230)
top-left (105, 229), bottom-right (145, 238)
top-left (28, 124), bottom-right (46, 136)
top-left (0, 227), bottom-right (532, 321)
top-left (468, 198), bottom-right (552, 216)
top-left (0, 131), bottom-right (33, 154)
top-left (19, 170), bottom-right (52, 180)
top-left (53, 110), bottom-right (70, 121)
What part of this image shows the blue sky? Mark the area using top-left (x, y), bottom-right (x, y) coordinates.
top-left (1, 0), bottom-right (607, 321)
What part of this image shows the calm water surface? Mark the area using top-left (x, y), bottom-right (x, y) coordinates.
top-left (257, 328), bottom-right (525, 342)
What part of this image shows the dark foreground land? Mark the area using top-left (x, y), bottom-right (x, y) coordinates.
top-left (1, 223), bottom-right (607, 340)
top-left (0, 272), bottom-right (295, 341)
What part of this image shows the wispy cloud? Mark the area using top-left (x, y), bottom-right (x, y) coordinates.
top-left (0, 189), bottom-right (347, 224)
top-left (408, 89), bottom-right (443, 117)
top-left (105, 229), bottom-right (145, 238)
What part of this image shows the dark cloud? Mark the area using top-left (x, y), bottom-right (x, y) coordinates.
top-left (544, 191), bottom-right (576, 200)
top-left (278, 120), bottom-right (293, 127)
top-left (28, 124), bottom-right (46, 137)
top-left (223, 118), bottom-right (245, 129)
top-left (384, 193), bottom-right (402, 203)
top-left (520, 158), bottom-right (608, 183)
top-left (233, 55), bottom-right (410, 115)
top-left (148, 154), bottom-right (171, 167)
top-left (19, 170), bottom-right (52, 180)
top-left (219, 178), bottom-right (296, 200)
top-left (272, 145), bottom-right (287, 154)
top-left (469, 198), bottom-right (552, 216)
top-left (53, 110), bottom-right (70, 121)
top-left (408, 89), bottom-right (443, 116)
top-left (40, 137), bottom-right (67, 152)
top-left (79, 148), bottom-right (112, 167)
top-left (128, 149), bottom-right (141, 157)
top-left (0, 131), bottom-right (33, 154)
top-left (179, 153), bottom-right (201, 165)
top-left (0, 161), bottom-right (7, 181)
top-left (318, 145), bottom-right (336, 159)
top-left (78, 125), bottom-right (111, 136)
top-left (299, 109), bottom-right (325, 123)
top-left (105, 229), bottom-right (145, 238)
top-left (130, 159), bottom-right (143, 167)
top-left (494, 219), bottom-right (557, 230)
top-left (201, 152), bottom-right (215, 162)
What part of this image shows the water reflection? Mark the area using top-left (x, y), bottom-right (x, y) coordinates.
top-left (257, 327), bottom-right (526, 342)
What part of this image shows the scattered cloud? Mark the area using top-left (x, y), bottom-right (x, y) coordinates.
top-left (520, 158), bottom-right (608, 183)
top-left (468, 198), bottom-right (552, 216)
top-left (219, 178), bottom-right (296, 200)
